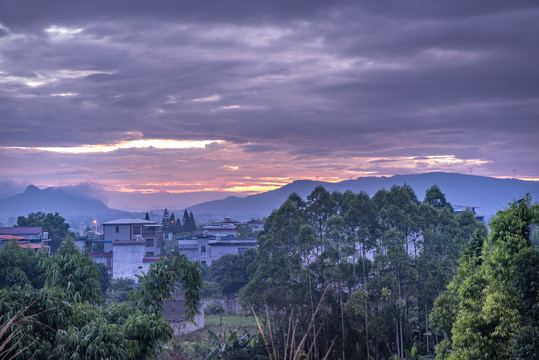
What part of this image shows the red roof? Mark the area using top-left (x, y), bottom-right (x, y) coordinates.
top-left (0, 235), bottom-right (28, 240)
top-left (18, 243), bottom-right (49, 250)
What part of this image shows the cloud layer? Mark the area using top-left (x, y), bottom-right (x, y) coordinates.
top-left (1, 0), bottom-right (538, 196)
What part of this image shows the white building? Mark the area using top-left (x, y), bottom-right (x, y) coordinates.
top-left (177, 234), bottom-right (256, 266)
top-left (203, 222), bottom-right (238, 237)
top-left (101, 218), bottom-right (163, 280)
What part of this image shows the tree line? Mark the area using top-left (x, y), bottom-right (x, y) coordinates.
top-left (160, 208), bottom-right (197, 234)
top-left (240, 184), bottom-right (491, 359)
top-left (430, 195), bottom-right (539, 359)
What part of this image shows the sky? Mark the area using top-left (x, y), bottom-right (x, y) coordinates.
top-left (1, 0), bottom-right (538, 202)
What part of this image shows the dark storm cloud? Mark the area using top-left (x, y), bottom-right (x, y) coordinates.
top-left (0, 0), bottom-right (351, 29)
top-left (0, 0), bottom-right (538, 182)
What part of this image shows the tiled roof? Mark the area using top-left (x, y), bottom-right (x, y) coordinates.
top-left (0, 227), bottom-right (42, 235)
top-left (0, 235), bottom-right (28, 240)
top-left (102, 219), bottom-right (158, 225)
top-left (18, 243), bottom-right (49, 249)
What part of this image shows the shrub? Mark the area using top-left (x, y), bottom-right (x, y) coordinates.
top-left (205, 301), bottom-right (225, 315)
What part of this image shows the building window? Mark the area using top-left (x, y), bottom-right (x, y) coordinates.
top-left (138, 266), bottom-right (143, 269)
top-left (146, 239), bottom-right (154, 247)
top-left (146, 252), bottom-right (154, 257)
top-left (238, 247), bottom-right (246, 254)
top-left (115, 226), bottom-right (119, 233)
top-left (133, 226), bottom-right (141, 235)
top-left (201, 245), bottom-right (206, 253)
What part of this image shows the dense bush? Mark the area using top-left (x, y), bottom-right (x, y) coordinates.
top-left (205, 301), bottom-right (225, 315)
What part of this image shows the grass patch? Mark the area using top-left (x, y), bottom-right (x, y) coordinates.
top-left (204, 314), bottom-right (259, 334)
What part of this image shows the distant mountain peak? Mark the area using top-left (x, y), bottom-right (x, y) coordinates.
top-left (187, 172), bottom-right (539, 220)
top-left (24, 185), bottom-right (40, 193)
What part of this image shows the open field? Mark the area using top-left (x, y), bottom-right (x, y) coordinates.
top-left (204, 314), bottom-right (259, 334)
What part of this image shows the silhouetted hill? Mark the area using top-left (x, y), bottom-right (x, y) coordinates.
top-left (0, 185), bottom-right (125, 223)
top-left (188, 172), bottom-right (539, 221)
top-left (2, 173), bottom-right (537, 226)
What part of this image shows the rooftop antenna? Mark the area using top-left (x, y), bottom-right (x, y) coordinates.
top-left (512, 169), bottom-right (516, 179)
top-left (469, 167), bottom-right (473, 175)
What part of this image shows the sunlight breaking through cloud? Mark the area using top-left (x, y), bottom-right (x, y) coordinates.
top-left (6, 139), bottom-right (224, 154)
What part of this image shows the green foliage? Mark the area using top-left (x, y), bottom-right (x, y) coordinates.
top-left (106, 277), bottom-right (136, 303)
top-left (180, 210), bottom-right (198, 232)
top-left (162, 208), bottom-right (170, 232)
top-left (0, 285), bottom-right (74, 359)
top-left (0, 240), bottom-right (44, 289)
top-left (96, 262), bottom-right (110, 295)
top-left (209, 249), bottom-right (256, 298)
top-left (241, 193), bottom-right (306, 312)
top-left (241, 184), bottom-right (484, 360)
top-left (511, 247), bottom-right (539, 319)
top-left (204, 314), bottom-right (259, 332)
top-left (16, 211), bottom-right (72, 253)
top-left (424, 184), bottom-right (452, 211)
top-left (201, 281), bottom-right (225, 299)
top-left (236, 223), bottom-right (255, 238)
top-left (131, 255), bottom-right (203, 324)
top-left (42, 237), bottom-right (103, 305)
top-left (510, 325), bottom-right (539, 360)
top-left (175, 340), bottom-right (213, 360)
top-left (205, 326), bottom-right (268, 360)
top-left (431, 195), bottom-right (539, 360)
top-left (0, 250), bottom-right (204, 359)
top-left (205, 301), bottom-right (225, 315)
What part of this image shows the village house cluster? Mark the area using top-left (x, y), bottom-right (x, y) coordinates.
top-left (76, 217), bottom-right (264, 280)
top-left (0, 226), bottom-right (51, 252)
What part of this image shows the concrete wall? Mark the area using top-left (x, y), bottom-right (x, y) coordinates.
top-left (207, 244), bottom-right (256, 265)
top-left (203, 298), bottom-right (242, 315)
top-left (177, 238), bottom-right (256, 266)
top-left (178, 248), bottom-right (198, 261)
top-left (112, 243), bottom-right (146, 280)
top-left (171, 311), bottom-right (205, 335)
top-left (104, 224), bottom-right (131, 242)
top-left (205, 229), bottom-right (237, 237)
top-left (144, 238), bottom-right (161, 256)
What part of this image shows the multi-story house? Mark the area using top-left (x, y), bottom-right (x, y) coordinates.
top-left (100, 218), bottom-right (163, 280)
top-left (177, 233), bottom-right (257, 266)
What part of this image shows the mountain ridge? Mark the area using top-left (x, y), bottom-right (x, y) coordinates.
top-left (1, 173), bottom-right (537, 225)
top-left (0, 185), bottom-right (126, 225)
top-left (187, 172), bottom-right (539, 221)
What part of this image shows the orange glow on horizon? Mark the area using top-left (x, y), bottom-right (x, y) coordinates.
top-left (492, 176), bottom-right (539, 182)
